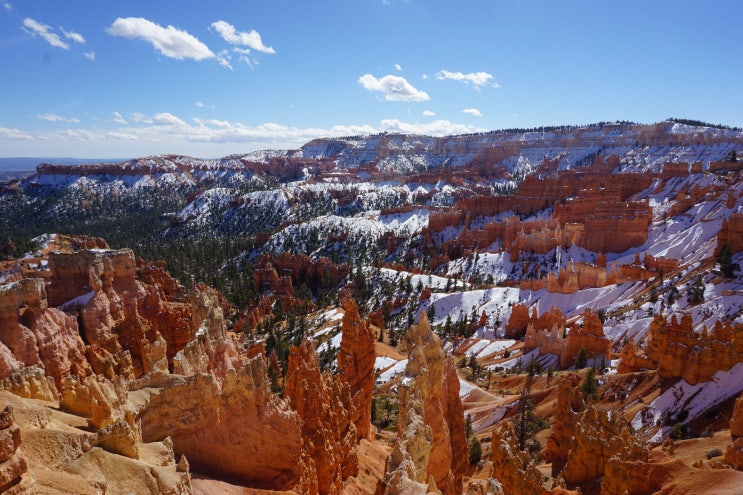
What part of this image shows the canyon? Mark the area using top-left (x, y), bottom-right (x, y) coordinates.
top-left (1, 120), bottom-right (743, 494)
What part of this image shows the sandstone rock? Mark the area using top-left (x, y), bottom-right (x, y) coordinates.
top-left (60, 375), bottom-right (125, 429)
top-left (616, 338), bottom-right (655, 374)
top-left (285, 340), bottom-right (358, 495)
top-left (544, 374), bottom-right (584, 476)
top-left (378, 393), bottom-right (435, 495)
top-left (490, 424), bottom-right (547, 495)
top-left (724, 393), bottom-right (743, 470)
top-left (0, 406), bottom-right (31, 494)
top-left (137, 355), bottom-right (303, 489)
top-left (0, 366), bottom-right (58, 402)
top-left (724, 438), bottom-right (743, 470)
top-left (717, 212), bottom-right (743, 255)
top-left (94, 419), bottom-right (139, 459)
top-left (395, 313), bottom-right (466, 495)
top-left (600, 451), bottom-right (669, 495)
top-left (731, 392), bottom-right (743, 439)
top-left (561, 309), bottom-right (611, 369)
top-left (0, 278), bottom-right (90, 389)
top-left (562, 406), bottom-right (648, 484)
top-left (645, 314), bottom-right (743, 385)
top-left (464, 478), bottom-right (503, 495)
top-left (338, 297), bottom-right (376, 440)
top-left (506, 304), bottom-right (530, 339)
top-left (172, 284), bottom-right (240, 383)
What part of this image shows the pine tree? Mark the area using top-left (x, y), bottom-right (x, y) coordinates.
top-left (465, 413), bottom-right (473, 439)
top-left (579, 367), bottom-right (599, 402)
top-left (468, 436), bottom-right (482, 465)
top-left (575, 347), bottom-right (588, 369)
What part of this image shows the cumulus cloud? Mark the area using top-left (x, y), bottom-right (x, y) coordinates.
top-left (394, 64), bottom-right (402, 71)
top-left (436, 70), bottom-right (500, 90)
top-left (61, 28), bottom-right (85, 44)
top-left (38, 113), bottom-right (80, 123)
top-left (462, 108), bottom-right (483, 117)
top-left (112, 112), bottom-right (127, 124)
top-left (84, 51), bottom-right (95, 61)
top-left (107, 17), bottom-right (214, 61)
top-left (422, 110), bottom-right (436, 117)
top-left (195, 101), bottom-right (215, 109)
top-left (23, 18), bottom-right (69, 49)
top-left (211, 20), bottom-right (275, 54)
top-left (358, 74), bottom-right (430, 102)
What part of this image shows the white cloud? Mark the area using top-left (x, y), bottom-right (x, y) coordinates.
top-left (0, 127), bottom-right (32, 140)
top-left (112, 112), bottom-right (127, 124)
top-left (422, 110), bottom-right (435, 117)
top-left (23, 18), bottom-right (69, 49)
top-left (61, 28), bottom-right (85, 44)
top-left (38, 113), bottom-right (80, 123)
top-left (84, 51), bottom-right (95, 61)
top-left (215, 49), bottom-right (233, 70)
top-left (2, 111), bottom-right (487, 156)
top-left (462, 108), bottom-right (483, 117)
top-left (207, 119), bottom-right (231, 128)
top-left (358, 74), bottom-right (430, 102)
top-left (395, 64), bottom-right (402, 71)
top-left (195, 101), bottom-right (215, 109)
top-left (131, 112), bottom-right (153, 124)
top-left (210, 20), bottom-right (275, 54)
top-left (2, 2), bottom-right (12, 12)
top-left (107, 17), bottom-right (215, 61)
top-left (107, 132), bottom-right (138, 141)
top-left (153, 112), bottom-right (188, 127)
top-left (436, 70), bottom-right (500, 90)
top-left (380, 118), bottom-right (482, 135)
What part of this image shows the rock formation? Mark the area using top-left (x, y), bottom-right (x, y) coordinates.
top-left (717, 212), bottom-right (743, 255)
top-left (171, 284), bottom-right (240, 382)
top-left (599, 451), bottom-right (667, 495)
top-left (645, 314), bottom-right (743, 385)
top-left (562, 406), bottom-right (648, 484)
top-left (136, 356), bottom-right (304, 489)
top-left (386, 313), bottom-right (466, 495)
top-left (338, 297), bottom-right (376, 440)
top-left (285, 340), bottom-right (358, 495)
top-left (0, 406), bottom-right (32, 494)
top-left (0, 367), bottom-right (58, 402)
top-left (491, 424), bottom-right (572, 495)
top-left (725, 392), bottom-right (743, 469)
top-left (616, 338), bottom-right (656, 374)
top-left (560, 310), bottom-right (611, 369)
top-left (506, 303), bottom-right (531, 339)
top-left (522, 308), bottom-right (609, 369)
top-left (0, 278), bottom-right (91, 390)
top-left (544, 374), bottom-right (584, 476)
top-left (377, 391), bottom-right (438, 495)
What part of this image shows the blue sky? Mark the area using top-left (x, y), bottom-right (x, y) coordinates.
top-left (1, 0), bottom-right (741, 158)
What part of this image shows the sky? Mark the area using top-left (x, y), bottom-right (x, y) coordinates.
top-left (1, 0), bottom-right (742, 159)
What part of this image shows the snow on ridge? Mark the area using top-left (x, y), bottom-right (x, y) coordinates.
top-left (632, 362), bottom-right (743, 443)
